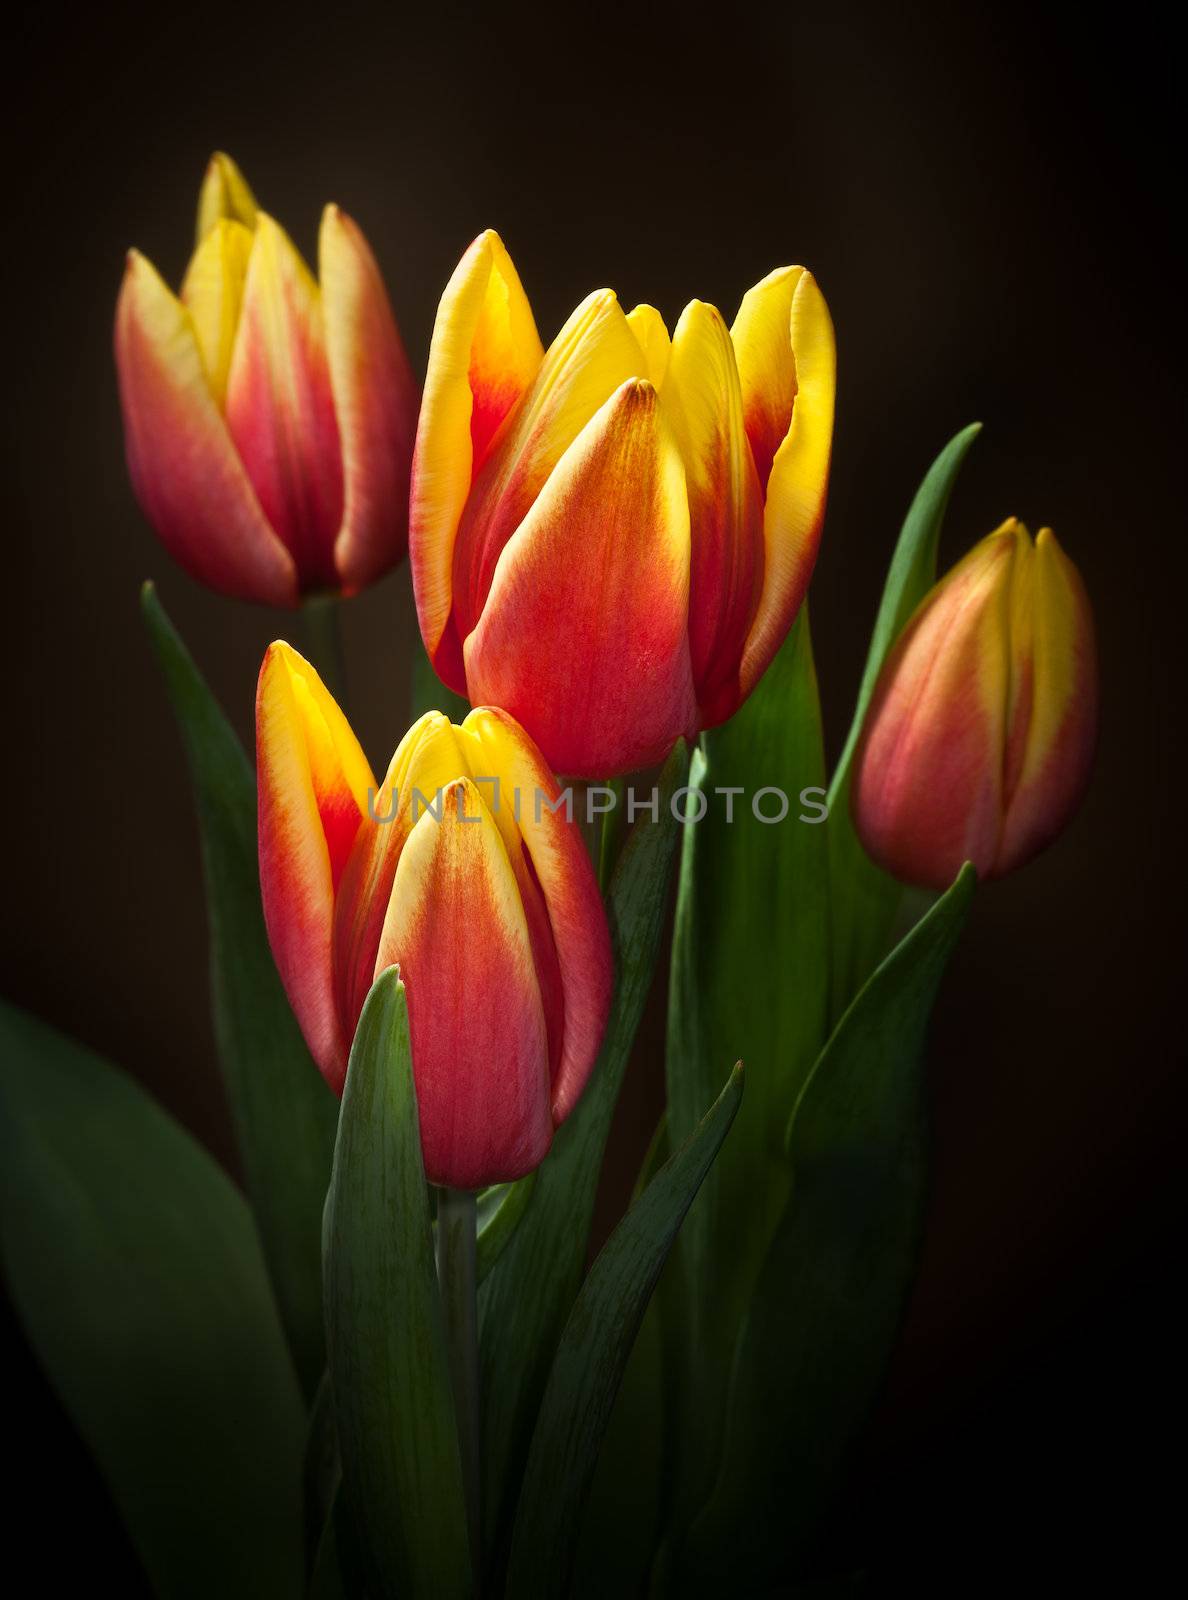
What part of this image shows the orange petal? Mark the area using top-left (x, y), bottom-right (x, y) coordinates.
top-left (225, 214), bottom-right (344, 591)
top-left (734, 268), bottom-right (836, 701)
top-left (256, 642), bottom-right (375, 1090)
top-left (319, 205), bottom-right (419, 595)
top-left (464, 378), bottom-right (696, 779)
top-left (450, 287), bottom-right (650, 645)
top-left (664, 299), bottom-right (765, 723)
top-left (851, 528), bottom-right (1016, 888)
top-left (463, 708), bottom-right (612, 1120)
top-left (114, 250), bottom-right (297, 605)
top-left (410, 231), bottom-right (543, 690)
top-left (376, 778), bottom-right (553, 1188)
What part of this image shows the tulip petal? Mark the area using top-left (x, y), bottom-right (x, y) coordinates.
top-left (319, 205), bottom-right (419, 595)
top-left (196, 151), bottom-right (259, 245)
top-left (734, 269), bottom-right (836, 702)
top-left (626, 303), bottom-right (671, 387)
top-left (997, 528), bottom-right (1097, 874)
top-left (731, 266), bottom-right (802, 493)
top-left (463, 708), bottom-right (613, 1121)
top-left (852, 531), bottom-right (1016, 888)
top-left (464, 379), bottom-right (697, 779)
top-left (257, 642), bottom-right (376, 1090)
top-left (180, 218), bottom-right (255, 406)
top-left (665, 300), bottom-right (764, 723)
top-left (376, 779), bottom-right (553, 1188)
top-left (225, 214), bottom-right (344, 591)
top-left (410, 231), bottom-right (543, 690)
top-left (331, 711), bottom-right (475, 1032)
top-left (114, 251), bottom-right (298, 606)
top-left (450, 288), bottom-right (650, 644)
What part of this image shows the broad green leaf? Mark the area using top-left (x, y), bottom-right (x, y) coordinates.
top-left (322, 970), bottom-right (470, 1600)
top-left (142, 582), bottom-right (337, 1398)
top-left (476, 1173), bottom-right (536, 1283)
top-left (479, 741), bottom-right (689, 1571)
top-left (827, 424), bottom-right (981, 1017)
top-left (664, 609), bottom-right (830, 1525)
top-left (507, 1064), bottom-right (743, 1600)
top-left (0, 1002), bottom-right (305, 1599)
top-left (683, 865), bottom-right (976, 1590)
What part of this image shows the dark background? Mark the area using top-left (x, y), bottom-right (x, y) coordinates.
top-left (3, 1), bottom-right (1182, 1589)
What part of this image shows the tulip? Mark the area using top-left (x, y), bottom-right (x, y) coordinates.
top-left (409, 231), bottom-right (835, 778)
top-left (851, 520), bottom-right (1097, 888)
top-left (115, 153), bottom-right (417, 606)
top-left (256, 641), bottom-right (612, 1188)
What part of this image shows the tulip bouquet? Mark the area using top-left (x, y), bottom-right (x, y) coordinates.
top-left (0, 154), bottom-right (1096, 1599)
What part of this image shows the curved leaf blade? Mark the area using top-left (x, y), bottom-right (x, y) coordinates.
top-left (827, 424), bottom-right (981, 1016)
top-left (141, 581), bottom-right (337, 1398)
top-left (507, 1064), bottom-right (744, 1600)
top-left (322, 969), bottom-right (470, 1600)
top-left (686, 865), bottom-right (977, 1588)
top-left (479, 740), bottom-right (689, 1567)
top-left (0, 1002), bottom-right (305, 1599)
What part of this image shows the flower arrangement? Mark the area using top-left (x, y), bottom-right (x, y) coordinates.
top-left (0, 152), bottom-right (1096, 1599)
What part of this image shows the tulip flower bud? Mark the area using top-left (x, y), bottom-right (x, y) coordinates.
top-left (851, 520), bottom-right (1097, 888)
top-left (409, 231), bottom-right (836, 778)
top-left (115, 153), bottom-right (418, 606)
top-left (256, 642), bottom-right (612, 1188)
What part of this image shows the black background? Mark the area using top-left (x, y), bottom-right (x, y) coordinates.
top-left (3, 1), bottom-right (1183, 1589)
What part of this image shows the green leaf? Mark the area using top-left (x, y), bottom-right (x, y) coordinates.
top-left (0, 1002), bottom-right (305, 1599)
top-left (476, 1172), bottom-right (536, 1283)
top-left (506, 1064), bottom-right (744, 1600)
top-left (827, 424), bottom-right (981, 1018)
top-left (664, 609), bottom-right (830, 1526)
top-left (684, 865), bottom-right (976, 1589)
top-left (478, 740), bottom-right (690, 1570)
top-left (322, 969), bottom-right (470, 1600)
top-left (141, 582), bottom-right (337, 1399)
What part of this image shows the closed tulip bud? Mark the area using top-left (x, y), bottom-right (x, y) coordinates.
top-left (852, 520), bottom-right (1097, 888)
top-left (256, 642), bottom-right (612, 1188)
top-left (115, 153), bottom-right (418, 606)
top-left (410, 231), bottom-right (836, 778)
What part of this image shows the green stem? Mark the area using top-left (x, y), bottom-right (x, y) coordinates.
top-left (301, 595), bottom-right (347, 706)
top-left (437, 1186), bottom-right (481, 1590)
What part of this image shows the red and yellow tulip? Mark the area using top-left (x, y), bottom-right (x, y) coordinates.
top-left (409, 231), bottom-right (835, 778)
top-left (256, 642), bottom-right (612, 1188)
top-left (851, 520), bottom-right (1097, 888)
top-left (115, 153), bottom-right (417, 607)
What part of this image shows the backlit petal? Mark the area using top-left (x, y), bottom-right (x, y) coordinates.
top-left (319, 205), bottom-right (419, 594)
top-left (225, 213), bottom-right (344, 591)
top-left (737, 269), bottom-right (835, 701)
top-left (196, 151), bottom-right (259, 245)
top-left (996, 528), bottom-right (1097, 874)
top-left (464, 378), bottom-right (696, 779)
top-left (626, 303), bottom-right (671, 387)
top-left (114, 250), bottom-right (297, 605)
top-left (851, 529), bottom-right (1016, 888)
top-left (450, 288), bottom-right (650, 645)
top-left (180, 218), bottom-right (254, 406)
top-left (256, 642), bottom-right (376, 1090)
top-left (665, 299), bottom-right (764, 722)
top-left (463, 707), bottom-right (612, 1123)
top-left (376, 779), bottom-right (552, 1188)
top-left (410, 231), bottom-right (543, 689)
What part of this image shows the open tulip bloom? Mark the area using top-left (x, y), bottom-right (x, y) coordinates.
top-left (115, 154), bottom-right (418, 605)
top-left (1, 175), bottom-right (1102, 1600)
top-left (410, 230), bottom-right (836, 777)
